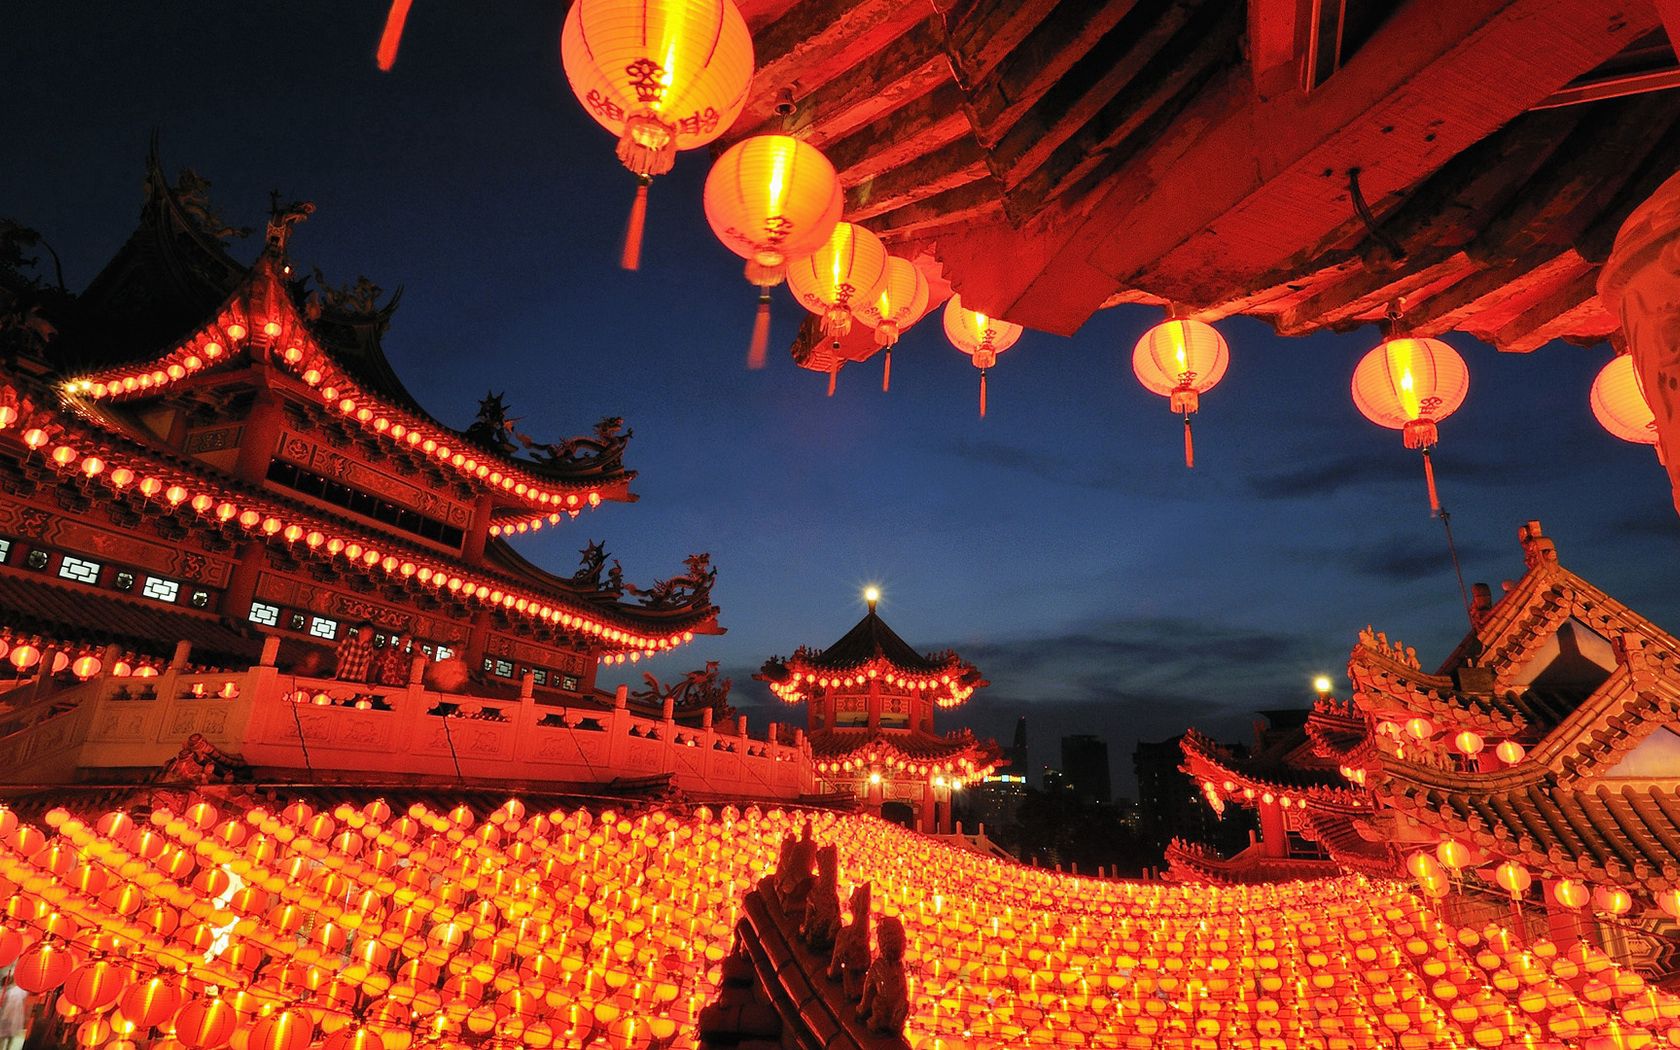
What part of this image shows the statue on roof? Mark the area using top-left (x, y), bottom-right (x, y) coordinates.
top-left (465, 391), bottom-right (520, 454)
top-left (265, 191), bottom-right (315, 255)
top-left (631, 660), bottom-right (735, 720)
top-left (311, 269), bottom-right (397, 330)
top-left (572, 539), bottom-right (609, 588)
top-left (625, 553), bottom-right (715, 610)
top-left (517, 416), bottom-right (633, 476)
top-left (168, 169), bottom-right (251, 242)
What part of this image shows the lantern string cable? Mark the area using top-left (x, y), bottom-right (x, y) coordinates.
top-left (1349, 169), bottom-right (1407, 264)
top-left (287, 697), bottom-right (316, 783)
top-left (1438, 504), bottom-right (1474, 628)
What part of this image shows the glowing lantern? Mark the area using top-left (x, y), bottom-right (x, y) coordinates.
top-left (10, 644), bottom-right (40, 671)
top-left (943, 294), bottom-right (1023, 418)
top-left (249, 1012), bottom-right (313, 1050)
top-left (1657, 888), bottom-right (1680, 920)
top-left (1453, 731), bottom-right (1484, 756)
top-left (1553, 880), bottom-right (1590, 910)
top-left (174, 999), bottom-right (238, 1049)
top-left (1594, 886), bottom-right (1633, 916)
top-left (703, 135), bottom-right (843, 368)
top-left (560, 0), bottom-right (755, 270)
top-left (856, 256), bottom-right (930, 391)
top-left (1590, 353), bottom-right (1657, 446)
top-left (1494, 861), bottom-right (1532, 899)
top-left (71, 655), bottom-right (101, 680)
top-left (1436, 840), bottom-right (1470, 870)
top-left (13, 943), bottom-right (73, 992)
top-left (122, 977), bottom-right (186, 1029)
top-left (1403, 717), bottom-right (1433, 741)
top-left (1351, 335), bottom-right (1469, 515)
top-left (1495, 740), bottom-right (1525, 765)
top-left (63, 961), bottom-right (127, 1011)
top-left (787, 222), bottom-right (891, 392)
top-left (1132, 316), bottom-right (1230, 467)
top-left (1406, 853), bottom-right (1444, 883)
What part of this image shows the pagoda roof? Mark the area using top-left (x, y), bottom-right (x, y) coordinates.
top-left (41, 158), bottom-right (638, 519)
top-left (0, 369), bottom-right (719, 654)
top-left (757, 607), bottom-right (985, 709)
top-left (1180, 727), bottom-right (1365, 809)
top-left (1163, 839), bottom-right (1342, 886)
top-left (808, 727), bottom-right (1001, 781)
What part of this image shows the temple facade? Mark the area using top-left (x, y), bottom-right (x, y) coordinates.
top-left (1173, 520), bottom-right (1680, 976)
top-left (0, 158), bottom-right (808, 797)
top-left (757, 592), bottom-right (998, 831)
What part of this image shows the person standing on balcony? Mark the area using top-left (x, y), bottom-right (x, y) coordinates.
top-left (334, 622), bottom-right (376, 683)
top-left (376, 631), bottom-right (414, 687)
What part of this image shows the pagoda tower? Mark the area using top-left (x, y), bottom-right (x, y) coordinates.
top-left (758, 589), bottom-right (998, 832)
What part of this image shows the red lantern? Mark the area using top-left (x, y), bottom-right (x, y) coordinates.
top-left (560, 0), bottom-right (755, 269)
top-left (1351, 335), bottom-right (1469, 515)
top-left (787, 222), bottom-right (892, 395)
top-left (1553, 879), bottom-right (1590, 910)
top-left (248, 1012), bottom-right (313, 1050)
top-left (174, 998), bottom-right (239, 1049)
top-left (1132, 316), bottom-right (1229, 468)
top-left (856, 256), bottom-right (930, 392)
top-left (703, 135), bottom-right (843, 368)
top-left (943, 294), bottom-right (1023, 418)
top-left (13, 943), bottom-right (74, 993)
top-left (1590, 353), bottom-right (1658, 446)
top-left (323, 1027), bottom-right (386, 1050)
top-left (0, 926), bottom-right (20, 969)
top-left (63, 960), bottom-right (128, 1011)
top-left (121, 976), bottom-right (187, 1029)
top-left (1494, 861), bottom-right (1532, 900)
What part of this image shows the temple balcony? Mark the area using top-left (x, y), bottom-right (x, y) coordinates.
top-left (0, 648), bottom-right (813, 799)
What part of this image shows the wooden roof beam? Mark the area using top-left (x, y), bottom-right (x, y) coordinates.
top-left (731, 17), bottom-right (951, 148)
top-left (736, 0), bottom-right (929, 132)
top-left (933, 0), bottom-right (1657, 335)
top-left (825, 82), bottom-right (973, 186)
top-left (847, 138), bottom-right (990, 221)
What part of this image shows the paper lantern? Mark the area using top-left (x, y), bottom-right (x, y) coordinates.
top-left (855, 256), bottom-right (930, 392)
top-left (1591, 353), bottom-right (1657, 445)
top-left (1594, 886), bottom-right (1633, 916)
top-left (1495, 740), bottom-right (1525, 765)
top-left (1494, 862), bottom-right (1532, 899)
top-left (174, 998), bottom-right (238, 1049)
top-left (1436, 840), bottom-right (1470, 870)
top-left (1132, 317), bottom-right (1230, 468)
top-left (1453, 731), bottom-right (1483, 756)
top-left (786, 222), bottom-right (891, 372)
top-left (13, 943), bottom-right (74, 992)
top-left (248, 1012), bottom-right (313, 1050)
top-left (1657, 888), bottom-right (1680, 920)
top-left (1553, 880), bottom-right (1590, 910)
top-left (1352, 336), bottom-right (1469, 514)
top-left (9, 644), bottom-right (40, 671)
top-left (0, 926), bottom-right (20, 969)
top-left (703, 135), bottom-right (843, 368)
top-left (561, 0), bottom-right (754, 269)
top-left (943, 294), bottom-right (1023, 418)
top-left (1403, 718), bottom-right (1433, 741)
top-left (121, 977), bottom-right (187, 1029)
top-left (63, 960), bottom-right (127, 1011)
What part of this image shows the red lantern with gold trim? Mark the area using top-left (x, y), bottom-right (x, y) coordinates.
top-left (1352, 334), bottom-right (1469, 515)
top-left (1132, 315), bottom-right (1229, 468)
top-left (943, 294), bottom-right (1023, 419)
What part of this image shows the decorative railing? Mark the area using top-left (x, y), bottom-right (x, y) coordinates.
top-left (0, 654), bottom-right (813, 799)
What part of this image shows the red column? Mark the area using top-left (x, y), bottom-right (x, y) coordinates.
top-left (1259, 799), bottom-right (1287, 857)
top-left (232, 379), bottom-right (286, 486)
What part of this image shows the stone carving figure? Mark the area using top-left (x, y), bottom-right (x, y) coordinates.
top-left (800, 845), bottom-right (841, 950)
top-left (857, 915), bottom-right (910, 1034)
top-left (828, 880), bottom-right (872, 1000)
top-left (774, 822), bottom-right (818, 911)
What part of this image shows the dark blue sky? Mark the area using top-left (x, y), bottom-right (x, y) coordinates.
top-left (7, 2), bottom-right (1677, 794)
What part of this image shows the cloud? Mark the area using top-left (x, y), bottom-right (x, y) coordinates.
top-left (943, 439), bottom-right (1202, 497)
top-left (1247, 447), bottom-right (1566, 502)
top-left (1333, 533), bottom-right (1497, 584)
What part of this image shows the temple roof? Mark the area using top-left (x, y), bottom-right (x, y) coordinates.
top-left (730, 0), bottom-right (1674, 345)
top-left (808, 726), bottom-right (1002, 783)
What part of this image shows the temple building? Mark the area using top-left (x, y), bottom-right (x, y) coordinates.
top-left (0, 157), bottom-right (809, 798)
top-left (1173, 520), bottom-right (1680, 976)
top-left (757, 589), bottom-right (998, 831)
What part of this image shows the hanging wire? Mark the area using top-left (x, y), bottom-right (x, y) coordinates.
top-left (1439, 506), bottom-right (1474, 628)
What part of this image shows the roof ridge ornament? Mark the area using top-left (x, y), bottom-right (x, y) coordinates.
top-left (264, 192), bottom-right (315, 258)
top-left (1519, 519), bottom-right (1558, 569)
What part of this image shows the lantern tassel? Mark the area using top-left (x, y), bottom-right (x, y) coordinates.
top-left (882, 350), bottom-right (892, 393)
top-left (1183, 414), bottom-right (1195, 469)
top-left (620, 177), bottom-right (650, 272)
top-left (376, 0), bottom-right (414, 71)
top-left (827, 365), bottom-right (838, 398)
top-left (979, 369), bottom-right (988, 419)
top-left (746, 293), bottom-right (771, 370)
top-left (1422, 447), bottom-right (1441, 517)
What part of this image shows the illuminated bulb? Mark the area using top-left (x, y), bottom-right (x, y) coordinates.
top-left (1312, 675), bottom-right (1332, 695)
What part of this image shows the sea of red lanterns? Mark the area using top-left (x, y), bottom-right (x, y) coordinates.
top-left (2, 799), bottom-right (1676, 1050)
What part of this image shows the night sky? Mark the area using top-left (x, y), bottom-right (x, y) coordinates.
top-left (7, 3), bottom-right (1678, 796)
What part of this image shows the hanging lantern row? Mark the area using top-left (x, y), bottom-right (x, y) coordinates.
top-left (0, 404), bottom-right (697, 656)
top-left (814, 750), bottom-right (991, 786)
top-left (0, 630), bottom-right (164, 681)
top-left (1198, 776), bottom-right (1363, 812)
top-left (765, 665), bottom-right (975, 707)
top-left (1411, 841), bottom-right (1673, 922)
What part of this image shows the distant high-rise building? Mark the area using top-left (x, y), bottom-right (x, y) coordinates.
top-left (1061, 734), bottom-right (1112, 804)
top-left (1134, 735), bottom-right (1253, 865)
top-left (967, 717), bottom-right (1031, 839)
